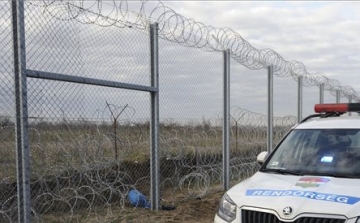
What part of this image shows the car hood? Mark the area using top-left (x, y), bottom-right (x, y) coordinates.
top-left (227, 171), bottom-right (360, 219)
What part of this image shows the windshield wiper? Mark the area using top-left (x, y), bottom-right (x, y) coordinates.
top-left (262, 168), bottom-right (301, 176)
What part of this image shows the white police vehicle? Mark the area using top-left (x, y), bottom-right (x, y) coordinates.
top-left (215, 103), bottom-right (360, 223)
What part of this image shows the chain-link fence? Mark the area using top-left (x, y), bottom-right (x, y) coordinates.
top-left (2, 0), bottom-right (360, 222)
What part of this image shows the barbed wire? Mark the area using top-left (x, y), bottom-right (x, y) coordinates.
top-left (0, 106), bottom-right (294, 222)
top-left (5, 0), bottom-right (358, 221)
top-left (28, 0), bottom-right (360, 101)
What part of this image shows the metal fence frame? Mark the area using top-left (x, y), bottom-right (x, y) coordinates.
top-left (12, 1), bottom-right (30, 222)
top-left (9, 0), bottom-right (358, 222)
top-left (11, 0), bottom-right (162, 220)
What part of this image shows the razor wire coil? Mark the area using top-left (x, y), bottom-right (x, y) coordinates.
top-left (0, 107), bottom-right (294, 222)
top-left (28, 0), bottom-right (360, 101)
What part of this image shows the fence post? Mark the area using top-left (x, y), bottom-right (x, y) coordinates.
top-left (349, 95), bottom-right (352, 116)
top-left (222, 49), bottom-right (230, 191)
top-left (297, 76), bottom-right (303, 123)
top-left (336, 90), bottom-right (340, 103)
top-left (267, 66), bottom-right (273, 153)
top-left (319, 83), bottom-right (324, 104)
top-left (11, 0), bottom-right (31, 222)
top-left (150, 23), bottom-right (160, 210)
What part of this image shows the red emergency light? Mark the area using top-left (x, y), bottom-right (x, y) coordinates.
top-left (314, 103), bottom-right (360, 113)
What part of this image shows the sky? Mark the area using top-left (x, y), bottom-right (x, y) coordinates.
top-left (161, 1), bottom-right (360, 91)
top-left (2, 1), bottom-right (360, 124)
top-left (152, 1), bottom-right (360, 118)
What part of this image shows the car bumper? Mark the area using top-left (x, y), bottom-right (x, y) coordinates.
top-left (214, 214), bottom-right (236, 223)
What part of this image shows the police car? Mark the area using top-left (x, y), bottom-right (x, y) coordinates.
top-left (215, 103), bottom-right (360, 223)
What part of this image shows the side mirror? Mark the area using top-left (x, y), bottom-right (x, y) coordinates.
top-left (257, 151), bottom-right (269, 164)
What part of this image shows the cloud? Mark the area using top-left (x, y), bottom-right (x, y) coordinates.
top-left (3, 1), bottom-right (360, 124)
top-left (163, 1), bottom-right (360, 98)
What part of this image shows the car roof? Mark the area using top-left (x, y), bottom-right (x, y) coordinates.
top-left (295, 115), bottom-right (360, 129)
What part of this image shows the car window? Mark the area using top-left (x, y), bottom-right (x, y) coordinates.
top-left (263, 129), bottom-right (360, 178)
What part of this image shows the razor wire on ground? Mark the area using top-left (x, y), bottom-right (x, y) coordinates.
top-left (4, 1), bottom-right (355, 222)
top-left (28, 0), bottom-right (360, 101)
top-left (0, 106), bottom-right (296, 222)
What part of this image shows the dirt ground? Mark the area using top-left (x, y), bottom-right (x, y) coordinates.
top-left (41, 189), bottom-right (225, 223)
top-left (118, 190), bottom-right (224, 223)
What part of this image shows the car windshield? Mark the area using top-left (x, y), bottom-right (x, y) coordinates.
top-left (263, 128), bottom-right (360, 178)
